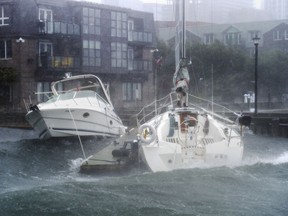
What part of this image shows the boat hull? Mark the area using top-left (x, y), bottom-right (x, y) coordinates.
top-left (139, 139), bottom-right (243, 172)
top-left (138, 108), bottom-right (244, 172)
top-left (26, 107), bottom-right (124, 139)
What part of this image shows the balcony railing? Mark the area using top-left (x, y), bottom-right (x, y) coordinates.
top-left (38, 54), bottom-right (80, 69)
top-left (128, 31), bottom-right (153, 43)
top-left (39, 21), bottom-right (80, 35)
top-left (128, 60), bottom-right (152, 71)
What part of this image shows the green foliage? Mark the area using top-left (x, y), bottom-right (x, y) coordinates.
top-left (258, 50), bottom-right (288, 96)
top-left (0, 67), bottom-right (17, 83)
top-left (156, 38), bottom-right (287, 102)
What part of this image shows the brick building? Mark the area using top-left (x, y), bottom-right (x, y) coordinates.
top-left (0, 0), bottom-right (156, 125)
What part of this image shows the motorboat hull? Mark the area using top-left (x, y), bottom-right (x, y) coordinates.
top-left (24, 74), bottom-right (126, 140)
top-left (26, 107), bottom-right (124, 139)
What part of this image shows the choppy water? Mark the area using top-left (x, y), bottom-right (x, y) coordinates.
top-left (0, 128), bottom-right (288, 216)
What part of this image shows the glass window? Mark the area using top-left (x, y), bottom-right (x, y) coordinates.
top-left (0, 6), bottom-right (10, 26)
top-left (204, 33), bottom-right (214, 44)
top-left (37, 82), bottom-right (51, 102)
top-left (249, 31), bottom-right (260, 42)
top-left (39, 8), bottom-right (53, 34)
top-left (82, 7), bottom-right (101, 35)
top-left (111, 11), bottom-right (127, 38)
top-left (0, 40), bottom-right (12, 59)
top-left (273, 30), bottom-right (280, 41)
top-left (122, 82), bottom-right (142, 101)
top-left (83, 39), bottom-right (101, 67)
top-left (111, 42), bottom-right (127, 68)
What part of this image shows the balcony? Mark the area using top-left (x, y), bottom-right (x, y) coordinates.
top-left (128, 31), bottom-right (153, 44)
top-left (39, 21), bottom-right (80, 35)
top-left (38, 53), bottom-right (80, 69)
top-left (128, 59), bottom-right (152, 72)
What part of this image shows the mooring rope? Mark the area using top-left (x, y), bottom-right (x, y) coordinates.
top-left (68, 107), bottom-right (87, 159)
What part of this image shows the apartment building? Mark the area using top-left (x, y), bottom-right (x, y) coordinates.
top-left (0, 0), bottom-right (156, 124)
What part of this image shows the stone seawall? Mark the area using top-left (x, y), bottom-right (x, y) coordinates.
top-left (0, 113), bottom-right (31, 129)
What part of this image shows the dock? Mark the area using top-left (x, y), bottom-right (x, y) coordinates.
top-left (79, 128), bottom-right (145, 175)
top-left (0, 110), bottom-right (287, 138)
top-left (250, 112), bottom-right (288, 138)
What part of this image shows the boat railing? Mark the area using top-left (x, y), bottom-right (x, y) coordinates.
top-left (136, 93), bottom-right (175, 126)
top-left (24, 89), bottom-right (110, 111)
top-left (187, 94), bottom-right (240, 125)
top-left (136, 92), bottom-right (241, 126)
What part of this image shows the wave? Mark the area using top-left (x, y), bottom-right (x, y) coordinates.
top-left (243, 151), bottom-right (288, 166)
top-left (0, 127), bottom-right (37, 142)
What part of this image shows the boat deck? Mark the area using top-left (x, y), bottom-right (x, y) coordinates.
top-left (80, 128), bottom-right (143, 175)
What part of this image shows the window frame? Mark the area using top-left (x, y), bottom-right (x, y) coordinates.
top-left (0, 40), bottom-right (12, 59)
top-left (82, 39), bottom-right (101, 67)
top-left (122, 82), bottom-right (142, 101)
top-left (0, 6), bottom-right (10, 26)
top-left (111, 42), bottom-right (127, 68)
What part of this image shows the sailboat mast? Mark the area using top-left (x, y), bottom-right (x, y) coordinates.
top-left (182, 0), bottom-right (186, 59)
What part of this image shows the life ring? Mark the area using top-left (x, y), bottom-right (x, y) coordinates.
top-left (138, 124), bottom-right (156, 144)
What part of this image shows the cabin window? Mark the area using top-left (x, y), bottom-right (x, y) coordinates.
top-left (0, 6), bottom-right (10, 26)
top-left (0, 40), bottom-right (12, 59)
top-left (122, 82), bottom-right (142, 101)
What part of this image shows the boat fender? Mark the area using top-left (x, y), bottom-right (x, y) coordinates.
top-left (203, 118), bottom-right (209, 135)
top-left (138, 124), bottom-right (156, 144)
top-left (29, 104), bottom-right (40, 112)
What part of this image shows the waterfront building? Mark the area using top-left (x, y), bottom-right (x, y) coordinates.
top-left (0, 0), bottom-right (156, 125)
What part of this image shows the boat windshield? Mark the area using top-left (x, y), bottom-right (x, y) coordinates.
top-left (53, 76), bottom-right (109, 103)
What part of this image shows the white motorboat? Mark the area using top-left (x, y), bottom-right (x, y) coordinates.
top-left (25, 74), bottom-right (126, 139)
top-left (136, 0), bottom-right (251, 172)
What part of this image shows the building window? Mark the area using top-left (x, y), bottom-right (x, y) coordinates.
top-left (0, 6), bottom-right (10, 26)
top-left (39, 42), bottom-right (53, 67)
top-left (111, 42), bottom-right (127, 68)
top-left (249, 31), bottom-right (260, 42)
top-left (39, 8), bottom-right (53, 33)
top-left (122, 82), bottom-right (142, 101)
top-left (284, 30), bottom-right (288, 40)
top-left (128, 20), bottom-right (134, 41)
top-left (204, 33), bottom-right (214, 44)
top-left (37, 82), bottom-right (50, 102)
top-left (273, 30), bottom-right (281, 40)
top-left (128, 48), bottom-right (134, 70)
top-left (83, 39), bottom-right (101, 67)
top-left (83, 7), bottom-right (101, 35)
top-left (224, 32), bottom-right (241, 45)
top-left (111, 11), bottom-right (127, 38)
top-left (0, 40), bottom-right (12, 59)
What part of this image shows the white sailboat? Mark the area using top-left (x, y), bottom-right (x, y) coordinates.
top-left (136, 0), bottom-right (251, 172)
top-left (25, 74), bottom-right (126, 139)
